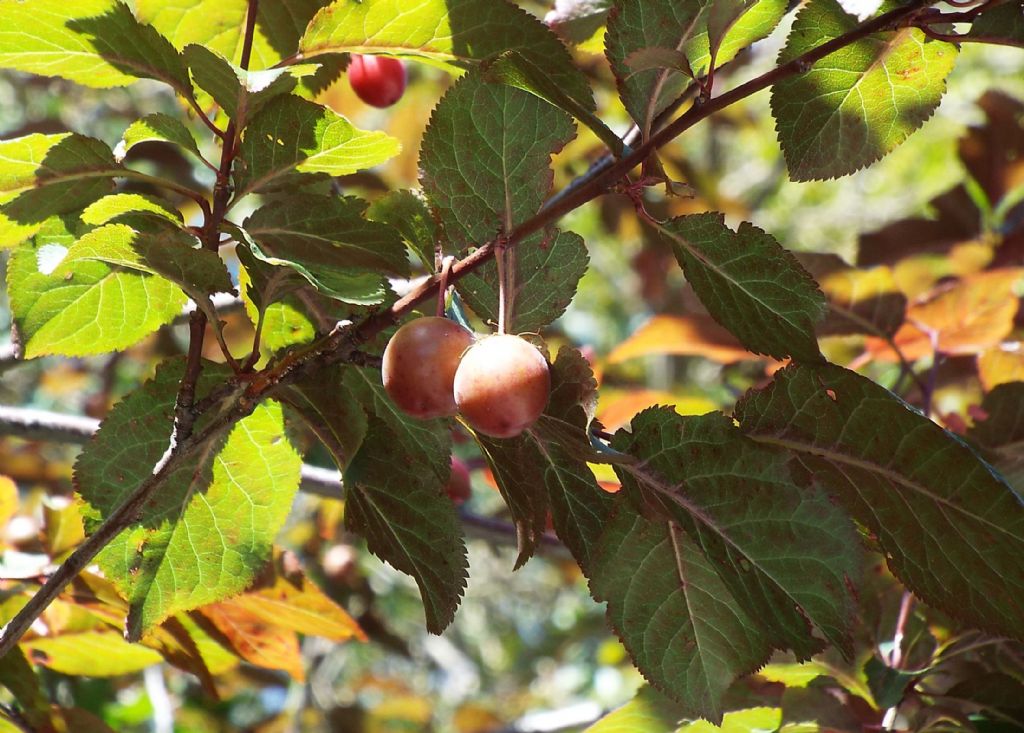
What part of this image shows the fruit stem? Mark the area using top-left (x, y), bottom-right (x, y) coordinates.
top-left (436, 256), bottom-right (454, 318)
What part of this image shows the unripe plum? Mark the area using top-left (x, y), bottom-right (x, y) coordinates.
top-left (347, 54), bottom-right (407, 108)
top-left (453, 335), bottom-right (550, 438)
top-left (446, 457), bottom-right (472, 505)
top-left (382, 317), bottom-right (474, 419)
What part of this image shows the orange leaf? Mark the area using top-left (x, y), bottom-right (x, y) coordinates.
top-left (197, 603), bottom-right (305, 681)
top-left (978, 344), bottom-right (1024, 391)
top-left (598, 389), bottom-right (717, 432)
top-left (866, 269), bottom-right (1024, 361)
top-left (606, 315), bottom-right (768, 365)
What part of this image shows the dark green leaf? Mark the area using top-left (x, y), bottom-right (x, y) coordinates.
top-left (279, 366), bottom-right (368, 473)
top-left (74, 360), bottom-right (302, 640)
top-left (864, 656), bottom-right (922, 709)
top-left (969, 1), bottom-right (1024, 49)
top-left (968, 382), bottom-right (1024, 493)
top-left (235, 95), bottom-right (400, 198)
top-left (771, 0), bottom-right (958, 180)
top-left (736, 363), bottom-right (1024, 642)
top-left (612, 409), bottom-right (861, 659)
top-left (342, 368), bottom-right (467, 634)
top-left (116, 113), bottom-right (205, 163)
top-left (658, 213), bottom-right (825, 362)
top-left (366, 190), bottom-right (438, 269)
top-left (592, 507), bottom-right (774, 722)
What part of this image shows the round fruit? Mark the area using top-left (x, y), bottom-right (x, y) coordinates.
top-left (453, 334), bottom-right (550, 438)
top-left (446, 457), bottom-right (472, 505)
top-left (347, 54), bottom-right (407, 108)
top-left (382, 317), bottom-right (474, 419)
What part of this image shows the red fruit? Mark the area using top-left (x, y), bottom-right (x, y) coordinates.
top-left (347, 54), bottom-right (407, 108)
top-left (382, 317), bottom-right (474, 419)
top-left (453, 334), bottom-right (550, 438)
top-left (446, 457), bottom-right (472, 505)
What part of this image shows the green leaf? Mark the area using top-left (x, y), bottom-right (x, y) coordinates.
top-left (63, 223), bottom-right (234, 299)
top-left (592, 507), bottom-right (775, 722)
top-left (136, 0), bottom-right (332, 71)
top-left (341, 368), bottom-right (467, 634)
top-left (299, 0), bottom-right (592, 104)
top-left (968, 382), bottom-right (1024, 493)
top-left (81, 193), bottom-right (184, 227)
top-left (366, 189), bottom-right (437, 269)
top-left (279, 366), bottom-right (368, 472)
top-left (735, 362), bottom-right (1024, 642)
top-left (771, 0), bottom-right (958, 181)
top-left (234, 95), bottom-right (401, 198)
top-left (612, 409), bottom-right (861, 661)
top-left (0, 133), bottom-right (120, 248)
top-left (0, 647), bottom-right (52, 731)
top-left (0, 0), bottom-right (192, 92)
top-left (480, 50), bottom-right (623, 156)
top-left (7, 220), bottom-right (185, 358)
top-left (74, 360), bottom-right (302, 640)
top-left (658, 213), bottom-right (825, 362)
top-left (864, 656), bottom-right (922, 709)
top-left (969, 1), bottom-right (1024, 49)
top-left (420, 71), bottom-right (583, 332)
top-left (584, 686), bottom-right (685, 733)
top-left (184, 44), bottom-right (321, 121)
top-left (22, 631), bottom-right (163, 676)
top-left (607, 0), bottom-right (788, 136)
top-left (116, 113), bottom-right (205, 163)
top-left (243, 194), bottom-right (409, 303)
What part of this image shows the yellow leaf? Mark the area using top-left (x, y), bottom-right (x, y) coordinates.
top-left (22, 631), bottom-right (161, 676)
top-left (0, 475), bottom-right (17, 530)
top-left (598, 389), bottom-right (717, 432)
top-left (606, 315), bottom-right (769, 365)
top-left (978, 344), bottom-right (1024, 391)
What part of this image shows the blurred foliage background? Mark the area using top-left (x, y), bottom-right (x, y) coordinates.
top-left (1, 1), bottom-right (1024, 731)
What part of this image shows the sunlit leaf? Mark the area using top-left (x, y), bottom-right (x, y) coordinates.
top-left (605, 314), bottom-right (765, 366)
top-left (115, 113), bottom-right (204, 163)
top-left (978, 345), bottom-right (1024, 391)
top-left (22, 631), bottom-right (162, 676)
top-left (80, 193), bottom-right (183, 227)
top-left (196, 603), bottom-right (305, 680)
top-left (771, 0), bottom-right (957, 180)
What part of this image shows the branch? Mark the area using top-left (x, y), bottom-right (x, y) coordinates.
top-left (0, 0), bottom-right (936, 655)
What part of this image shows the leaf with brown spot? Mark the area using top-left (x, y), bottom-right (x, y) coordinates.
top-left (195, 603), bottom-right (305, 681)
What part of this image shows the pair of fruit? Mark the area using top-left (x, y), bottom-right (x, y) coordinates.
top-left (382, 317), bottom-right (550, 439)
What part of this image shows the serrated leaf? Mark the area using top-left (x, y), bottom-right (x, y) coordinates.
top-left (136, 0), bottom-right (332, 71)
top-left (456, 230), bottom-right (589, 333)
top-left (592, 507), bottom-right (775, 722)
top-left (0, 0), bottom-right (193, 91)
top-left (74, 360), bottom-right (302, 640)
top-left (481, 50), bottom-right (622, 156)
top-left (64, 223), bottom-right (233, 300)
top-left (81, 193), bottom-right (183, 227)
top-left (607, 0), bottom-right (788, 136)
top-left (115, 113), bottom-right (204, 164)
top-left (22, 631), bottom-right (162, 676)
top-left (612, 409), bottom-right (861, 661)
top-left (8, 223), bottom-right (185, 358)
top-left (969, 1), bottom-right (1024, 49)
top-left (584, 686), bottom-right (685, 733)
top-left (797, 253), bottom-right (906, 338)
top-left (366, 189), bottom-right (437, 269)
top-left (299, 0), bottom-right (591, 104)
top-left (243, 194), bottom-right (409, 302)
top-left (735, 362), bottom-right (1024, 641)
top-left (235, 95), bottom-right (400, 198)
top-left (658, 213), bottom-right (825, 362)
top-left (771, 0), bottom-right (958, 181)
top-left (0, 133), bottom-right (120, 248)
top-left (420, 71), bottom-right (582, 331)
top-left (280, 366), bottom-right (368, 471)
top-left (341, 368), bottom-right (467, 634)
top-left (865, 269), bottom-right (1024, 362)
top-left (969, 382), bottom-right (1024, 493)
top-left (195, 604), bottom-right (305, 680)
top-left (184, 44), bottom-right (320, 121)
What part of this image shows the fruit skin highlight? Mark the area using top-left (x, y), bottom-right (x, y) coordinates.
top-left (382, 317), bottom-right (474, 420)
top-left (453, 334), bottom-right (551, 439)
top-left (347, 54), bottom-right (407, 108)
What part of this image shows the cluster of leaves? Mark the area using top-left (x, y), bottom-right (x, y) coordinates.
top-left (0, 0), bottom-right (1023, 730)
